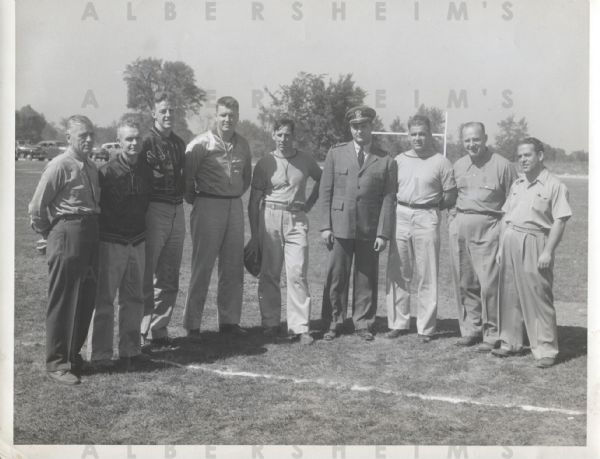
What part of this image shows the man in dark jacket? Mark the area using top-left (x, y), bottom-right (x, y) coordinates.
top-left (89, 118), bottom-right (153, 368)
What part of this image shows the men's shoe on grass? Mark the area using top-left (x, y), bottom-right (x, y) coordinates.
top-left (417, 334), bottom-right (432, 343)
top-left (323, 329), bottom-right (339, 341)
top-left (384, 329), bottom-right (407, 339)
top-left (120, 353), bottom-right (152, 369)
top-left (151, 336), bottom-right (179, 350)
top-left (186, 329), bottom-right (203, 343)
top-left (299, 333), bottom-right (314, 345)
top-left (356, 329), bottom-right (374, 341)
top-left (491, 347), bottom-right (523, 358)
top-left (92, 359), bottom-right (116, 371)
top-left (455, 335), bottom-right (482, 347)
top-left (477, 342), bottom-right (496, 353)
top-left (71, 353), bottom-right (87, 375)
top-left (220, 324), bottom-right (248, 336)
top-left (535, 357), bottom-right (556, 368)
top-left (263, 326), bottom-right (281, 338)
top-left (47, 370), bottom-right (81, 385)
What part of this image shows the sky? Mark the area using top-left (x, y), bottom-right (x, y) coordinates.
top-left (15, 0), bottom-right (590, 152)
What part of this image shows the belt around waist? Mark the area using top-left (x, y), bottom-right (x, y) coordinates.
top-left (58, 213), bottom-right (98, 222)
top-left (196, 191), bottom-right (240, 200)
top-left (457, 208), bottom-right (501, 219)
top-left (263, 202), bottom-right (304, 212)
top-left (397, 201), bottom-right (439, 210)
top-left (507, 223), bottom-right (549, 235)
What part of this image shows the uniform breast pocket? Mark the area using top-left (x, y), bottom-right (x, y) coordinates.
top-left (335, 168), bottom-right (348, 186)
top-left (532, 193), bottom-right (550, 213)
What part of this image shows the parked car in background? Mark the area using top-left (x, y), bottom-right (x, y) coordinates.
top-left (98, 142), bottom-right (122, 161)
top-left (36, 140), bottom-right (67, 161)
top-left (15, 140), bottom-right (41, 160)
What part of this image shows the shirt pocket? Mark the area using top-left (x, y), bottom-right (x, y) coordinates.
top-left (532, 192), bottom-right (551, 213)
top-left (478, 183), bottom-right (497, 202)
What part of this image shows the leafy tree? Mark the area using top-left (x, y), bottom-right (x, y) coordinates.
top-left (258, 72), bottom-right (366, 160)
top-left (494, 115), bottom-right (529, 161)
top-left (236, 120), bottom-right (273, 159)
top-left (123, 57), bottom-right (207, 140)
top-left (572, 150), bottom-right (589, 162)
top-left (15, 105), bottom-right (47, 143)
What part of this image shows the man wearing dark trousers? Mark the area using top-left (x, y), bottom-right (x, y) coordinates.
top-left (319, 105), bottom-right (397, 341)
top-left (28, 114), bottom-right (101, 385)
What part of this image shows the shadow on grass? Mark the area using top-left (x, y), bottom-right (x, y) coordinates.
top-left (556, 324), bottom-right (587, 363)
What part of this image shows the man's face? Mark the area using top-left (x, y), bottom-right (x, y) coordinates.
top-left (67, 122), bottom-right (95, 156)
top-left (118, 126), bottom-right (142, 165)
top-left (462, 125), bottom-right (488, 160)
top-left (517, 143), bottom-right (543, 175)
top-left (153, 100), bottom-right (174, 132)
top-left (272, 125), bottom-right (294, 154)
top-left (409, 124), bottom-right (431, 153)
top-left (216, 104), bottom-right (239, 134)
top-left (350, 121), bottom-right (373, 146)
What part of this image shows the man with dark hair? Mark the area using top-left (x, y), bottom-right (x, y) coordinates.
top-left (493, 137), bottom-right (571, 368)
top-left (183, 96), bottom-right (252, 339)
top-left (319, 105), bottom-right (397, 341)
top-left (28, 114), bottom-right (100, 385)
top-left (140, 91), bottom-right (187, 348)
top-left (385, 115), bottom-right (456, 343)
top-left (247, 117), bottom-right (322, 344)
top-left (90, 119), bottom-right (153, 369)
top-left (450, 122), bottom-right (518, 352)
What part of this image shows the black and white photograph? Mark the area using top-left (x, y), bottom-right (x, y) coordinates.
top-left (1, 0), bottom-right (598, 457)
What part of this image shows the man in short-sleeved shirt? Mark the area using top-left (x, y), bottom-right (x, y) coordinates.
top-left (450, 122), bottom-right (518, 351)
top-left (247, 118), bottom-right (322, 343)
top-left (493, 137), bottom-right (571, 368)
top-left (385, 115), bottom-right (456, 342)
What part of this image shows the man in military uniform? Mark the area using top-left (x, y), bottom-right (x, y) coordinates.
top-left (28, 115), bottom-right (100, 385)
top-left (493, 137), bottom-right (571, 368)
top-left (386, 115), bottom-right (456, 343)
top-left (319, 105), bottom-right (397, 341)
top-left (450, 122), bottom-right (518, 352)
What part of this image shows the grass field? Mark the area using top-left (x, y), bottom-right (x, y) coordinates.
top-left (13, 159), bottom-right (588, 445)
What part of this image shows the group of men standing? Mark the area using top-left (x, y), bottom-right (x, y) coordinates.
top-left (28, 95), bottom-right (571, 386)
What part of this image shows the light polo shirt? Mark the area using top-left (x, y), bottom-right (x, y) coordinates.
top-left (185, 129), bottom-right (252, 199)
top-left (454, 151), bottom-right (518, 215)
top-left (395, 150), bottom-right (455, 206)
top-left (28, 148), bottom-right (101, 234)
top-left (251, 150), bottom-right (322, 207)
top-left (503, 168), bottom-right (572, 231)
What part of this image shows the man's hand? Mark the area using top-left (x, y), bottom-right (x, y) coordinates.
top-left (537, 250), bottom-right (553, 270)
top-left (246, 236), bottom-right (259, 256)
top-left (374, 237), bottom-right (387, 252)
top-left (321, 230), bottom-right (334, 251)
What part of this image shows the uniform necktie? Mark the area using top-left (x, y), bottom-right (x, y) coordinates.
top-left (358, 147), bottom-right (365, 167)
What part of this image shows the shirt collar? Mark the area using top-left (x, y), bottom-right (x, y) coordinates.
top-left (212, 128), bottom-right (237, 145)
top-left (65, 147), bottom-right (89, 166)
top-left (528, 167), bottom-right (549, 185)
top-left (353, 141), bottom-right (371, 155)
top-left (151, 125), bottom-right (173, 140)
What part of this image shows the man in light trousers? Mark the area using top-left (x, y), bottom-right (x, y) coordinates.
top-left (90, 119), bottom-right (153, 369)
top-left (385, 115), bottom-right (456, 343)
top-left (183, 96), bottom-right (252, 339)
top-left (247, 117), bottom-right (322, 344)
top-left (140, 91), bottom-right (187, 348)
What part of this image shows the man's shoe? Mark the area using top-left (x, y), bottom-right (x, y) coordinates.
top-left (417, 334), bottom-right (432, 343)
top-left (384, 329), bottom-right (407, 339)
top-left (491, 347), bottom-right (523, 358)
top-left (92, 359), bottom-right (116, 371)
top-left (71, 353), bottom-right (86, 376)
top-left (120, 353), bottom-right (152, 369)
top-left (356, 329), bottom-right (374, 341)
top-left (151, 336), bottom-right (179, 350)
top-left (299, 333), bottom-right (314, 345)
top-left (477, 342), bottom-right (496, 353)
top-left (455, 335), bottom-right (482, 347)
top-left (186, 329), bottom-right (203, 344)
top-left (323, 329), bottom-right (339, 341)
top-left (47, 370), bottom-right (80, 385)
top-left (535, 357), bottom-right (556, 368)
top-left (263, 326), bottom-right (281, 338)
top-left (220, 324), bottom-right (248, 336)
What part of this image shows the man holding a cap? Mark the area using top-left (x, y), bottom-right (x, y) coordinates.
top-left (319, 105), bottom-right (397, 341)
top-left (385, 115), bottom-right (456, 343)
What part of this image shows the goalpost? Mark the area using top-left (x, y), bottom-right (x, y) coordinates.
top-left (372, 111), bottom-right (449, 157)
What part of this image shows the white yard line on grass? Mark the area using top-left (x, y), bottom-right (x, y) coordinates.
top-left (155, 359), bottom-right (585, 417)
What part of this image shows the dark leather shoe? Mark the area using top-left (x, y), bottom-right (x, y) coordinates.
top-left (477, 342), bottom-right (496, 353)
top-left (323, 329), bottom-right (339, 341)
top-left (186, 329), bottom-right (203, 343)
top-left (220, 324), bottom-right (248, 336)
top-left (263, 326), bottom-right (281, 338)
top-left (455, 335), bottom-right (482, 347)
top-left (384, 329), bottom-right (407, 339)
top-left (356, 329), bottom-right (374, 341)
top-left (47, 370), bottom-right (80, 385)
top-left (151, 336), bottom-right (179, 350)
top-left (417, 334), bottom-right (432, 343)
top-left (491, 347), bottom-right (523, 358)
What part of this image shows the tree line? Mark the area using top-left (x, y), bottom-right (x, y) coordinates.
top-left (16, 57), bottom-right (588, 164)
